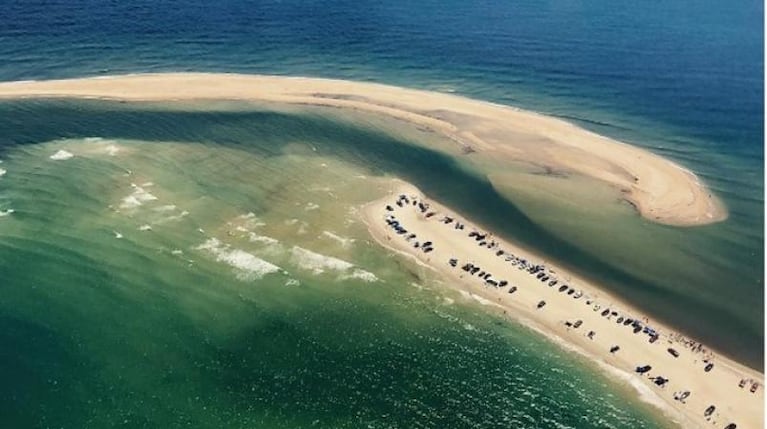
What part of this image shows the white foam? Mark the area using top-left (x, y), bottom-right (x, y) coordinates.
top-left (341, 269), bottom-right (379, 283)
top-left (247, 232), bottom-right (279, 245)
top-left (285, 278), bottom-right (300, 287)
top-left (50, 150), bottom-right (74, 160)
top-left (105, 144), bottom-right (120, 156)
top-left (458, 290), bottom-right (504, 308)
top-left (0, 168), bottom-right (6, 177)
top-left (120, 185), bottom-right (158, 209)
top-left (156, 210), bottom-right (189, 224)
top-left (236, 212), bottom-right (266, 229)
top-left (195, 238), bottom-right (281, 280)
top-left (84, 137), bottom-right (104, 143)
top-left (113, 231), bottom-right (123, 239)
top-left (290, 246), bottom-right (354, 274)
top-left (305, 202), bottom-right (320, 211)
top-left (171, 249), bottom-right (183, 255)
top-left (138, 224), bottom-right (152, 231)
top-left (0, 209), bottom-right (15, 217)
top-left (320, 231), bottom-right (355, 248)
top-left (290, 246), bottom-right (378, 282)
top-left (153, 205), bottom-right (177, 212)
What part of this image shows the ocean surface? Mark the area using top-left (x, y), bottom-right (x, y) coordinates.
top-left (0, 1), bottom-right (762, 428)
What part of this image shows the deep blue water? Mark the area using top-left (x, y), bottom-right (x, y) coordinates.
top-left (1, 0), bottom-right (762, 151)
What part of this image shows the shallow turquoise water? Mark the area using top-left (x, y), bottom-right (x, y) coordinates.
top-left (0, 117), bottom-right (671, 428)
top-left (0, 99), bottom-right (761, 367)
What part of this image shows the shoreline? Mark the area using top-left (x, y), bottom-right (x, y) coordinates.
top-left (0, 72), bottom-right (727, 226)
top-left (361, 179), bottom-right (762, 429)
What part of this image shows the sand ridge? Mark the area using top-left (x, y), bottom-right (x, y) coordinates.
top-left (361, 180), bottom-right (761, 429)
top-left (0, 72), bottom-right (726, 226)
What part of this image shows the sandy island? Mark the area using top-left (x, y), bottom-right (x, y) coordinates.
top-left (0, 72), bottom-right (726, 226)
top-left (362, 180), bottom-right (761, 429)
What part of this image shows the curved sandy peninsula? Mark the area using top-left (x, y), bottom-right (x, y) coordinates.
top-left (0, 72), bottom-right (725, 226)
top-left (362, 180), bottom-right (761, 429)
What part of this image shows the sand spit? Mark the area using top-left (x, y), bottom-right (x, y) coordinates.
top-left (362, 181), bottom-right (761, 429)
top-left (0, 72), bottom-right (725, 226)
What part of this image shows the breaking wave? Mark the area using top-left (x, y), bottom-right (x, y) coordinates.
top-left (196, 238), bottom-right (281, 280)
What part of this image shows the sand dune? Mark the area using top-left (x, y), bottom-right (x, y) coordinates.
top-left (0, 72), bottom-right (726, 226)
top-left (362, 180), bottom-right (761, 429)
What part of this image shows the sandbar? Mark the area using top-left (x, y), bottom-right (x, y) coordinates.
top-left (0, 72), bottom-right (726, 226)
top-left (362, 180), bottom-right (761, 429)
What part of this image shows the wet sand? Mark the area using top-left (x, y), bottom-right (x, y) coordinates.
top-left (0, 72), bottom-right (726, 226)
top-left (361, 180), bottom-right (762, 429)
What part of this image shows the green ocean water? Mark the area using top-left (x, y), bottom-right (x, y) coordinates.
top-left (0, 99), bottom-right (674, 428)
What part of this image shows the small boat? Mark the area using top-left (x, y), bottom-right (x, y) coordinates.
top-left (616, 316), bottom-right (624, 324)
top-left (558, 285), bottom-right (568, 292)
top-left (508, 286), bottom-right (517, 294)
top-left (704, 362), bottom-right (714, 372)
top-left (751, 382), bottom-right (759, 393)
top-left (738, 379), bottom-right (747, 388)
top-left (667, 348), bottom-right (680, 358)
top-left (566, 288), bottom-right (574, 295)
top-left (609, 345), bottom-right (620, 353)
top-left (601, 309), bottom-right (610, 317)
top-left (537, 300), bottom-right (546, 309)
top-left (573, 320), bottom-right (582, 328)
top-left (678, 391), bottom-right (690, 401)
top-left (724, 424), bottom-right (737, 429)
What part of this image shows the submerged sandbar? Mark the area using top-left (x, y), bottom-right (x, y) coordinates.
top-left (0, 72), bottom-right (726, 226)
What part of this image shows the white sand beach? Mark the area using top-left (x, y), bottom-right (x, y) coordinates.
top-left (0, 72), bottom-right (726, 226)
top-left (362, 180), bottom-right (761, 429)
